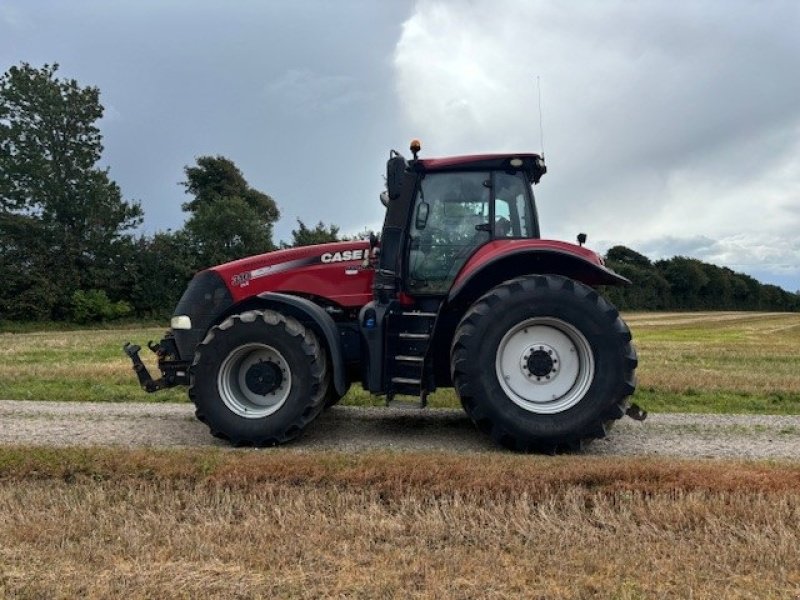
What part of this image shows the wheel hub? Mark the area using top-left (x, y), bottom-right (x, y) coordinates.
top-left (522, 345), bottom-right (559, 381)
top-left (496, 318), bottom-right (594, 414)
top-left (244, 360), bottom-right (283, 396)
top-left (217, 343), bottom-right (293, 419)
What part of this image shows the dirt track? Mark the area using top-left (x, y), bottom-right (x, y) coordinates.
top-left (1, 400), bottom-right (799, 458)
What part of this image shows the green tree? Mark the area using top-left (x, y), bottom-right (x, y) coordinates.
top-left (604, 246), bottom-right (671, 311)
top-left (606, 245), bottom-right (652, 269)
top-left (182, 156), bottom-right (279, 267)
top-left (0, 212), bottom-right (59, 319)
top-left (0, 62), bottom-right (142, 319)
top-left (290, 219), bottom-right (340, 247)
top-left (657, 257), bottom-right (710, 309)
top-left (120, 230), bottom-right (197, 317)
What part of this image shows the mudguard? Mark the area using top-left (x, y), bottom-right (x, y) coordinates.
top-left (448, 240), bottom-right (630, 308)
top-left (256, 292), bottom-right (348, 396)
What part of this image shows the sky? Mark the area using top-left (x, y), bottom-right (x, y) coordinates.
top-left (2, 0), bottom-right (800, 290)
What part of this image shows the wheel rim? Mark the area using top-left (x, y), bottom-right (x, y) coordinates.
top-left (495, 317), bottom-right (594, 414)
top-left (217, 343), bottom-right (292, 419)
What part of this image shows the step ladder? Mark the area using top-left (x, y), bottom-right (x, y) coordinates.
top-left (387, 309), bottom-right (438, 407)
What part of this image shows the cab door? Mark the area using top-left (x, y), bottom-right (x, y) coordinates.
top-left (406, 170), bottom-right (538, 295)
top-left (406, 171), bottom-right (491, 295)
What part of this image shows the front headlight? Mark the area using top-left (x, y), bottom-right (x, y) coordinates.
top-left (170, 315), bottom-right (192, 330)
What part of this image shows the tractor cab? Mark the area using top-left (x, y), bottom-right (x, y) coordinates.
top-left (374, 142), bottom-right (547, 301)
top-left (361, 142), bottom-right (553, 402)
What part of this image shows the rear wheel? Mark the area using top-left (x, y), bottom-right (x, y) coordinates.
top-left (451, 274), bottom-right (637, 452)
top-left (190, 310), bottom-right (328, 445)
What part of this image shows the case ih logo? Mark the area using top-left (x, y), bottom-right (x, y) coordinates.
top-left (320, 248), bottom-right (374, 263)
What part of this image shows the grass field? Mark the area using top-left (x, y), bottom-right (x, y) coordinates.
top-left (0, 447), bottom-right (798, 599)
top-left (2, 311), bottom-right (800, 414)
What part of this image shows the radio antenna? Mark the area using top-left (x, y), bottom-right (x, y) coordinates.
top-left (537, 75), bottom-right (545, 159)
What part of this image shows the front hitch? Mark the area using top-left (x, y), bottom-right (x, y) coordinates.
top-left (123, 337), bottom-right (190, 393)
top-left (123, 342), bottom-right (166, 392)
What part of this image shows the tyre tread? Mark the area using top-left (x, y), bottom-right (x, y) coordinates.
top-left (451, 274), bottom-right (637, 453)
top-left (189, 310), bottom-right (329, 446)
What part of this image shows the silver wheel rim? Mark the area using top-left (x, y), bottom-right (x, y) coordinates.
top-left (495, 317), bottom-right (594, 414)
top-left (217, 343), bottom-right (292, 419)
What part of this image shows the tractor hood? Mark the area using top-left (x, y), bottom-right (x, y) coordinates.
top-left (211, 240), bottom-right (376, 308)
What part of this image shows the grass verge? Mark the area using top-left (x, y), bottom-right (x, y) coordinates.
top-left (2, 312), bottom-right (800, 414)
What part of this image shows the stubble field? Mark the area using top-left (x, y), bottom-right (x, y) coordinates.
top-left (0, 448), bottom-right (799, 599)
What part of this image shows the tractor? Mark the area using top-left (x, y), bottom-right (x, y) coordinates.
top-left (124, 141), bottom-right (640, 452)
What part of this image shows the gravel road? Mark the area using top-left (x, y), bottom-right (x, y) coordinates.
top-left (2, 400), bottom-right (799, 458)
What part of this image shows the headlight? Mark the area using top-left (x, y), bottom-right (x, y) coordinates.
top-left (170, 315), bottom-right (192, 330)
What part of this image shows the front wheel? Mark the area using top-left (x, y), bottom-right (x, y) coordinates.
top-left (451, 274), bottom-right (637, 452)
top-left (190, 310), bottom-right (329, 446)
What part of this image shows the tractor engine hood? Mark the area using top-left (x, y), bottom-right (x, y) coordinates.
top-left (212, 240), bottom-right (376, 308)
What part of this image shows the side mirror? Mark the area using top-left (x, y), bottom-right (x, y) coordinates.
top-left (577, 232), bottom-right (587, 246)
top-left (379, 191), bottom-right (389, 207)
top-left (415, 202), bottom-right (430, 230)
top-left (386, 153), bottom-right (407, 201)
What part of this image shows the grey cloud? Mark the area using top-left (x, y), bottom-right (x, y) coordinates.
top-left (1, 0), bottom-right (413, 245)
top-left (264, 69), bottom-right (369, 115)
top-left (394, 0), bottom-right (800, 289)
top-left (634, 236), bottom-right (721, 260)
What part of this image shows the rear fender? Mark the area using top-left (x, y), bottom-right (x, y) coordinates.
top-left (256, 292), bottom-right (348, 396)
top-left (425, 249), bottom-right (629, 388)
top-left (447, 248), bottom-right (630, 310)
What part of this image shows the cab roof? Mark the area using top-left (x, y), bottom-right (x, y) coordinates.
top-left (416, 153), bottom-right (546, 183)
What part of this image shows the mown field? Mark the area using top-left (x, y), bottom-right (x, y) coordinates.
top-left (2, 311), bottom-right (800, 414)
top-left (1, 313), bottom-right (800, 598)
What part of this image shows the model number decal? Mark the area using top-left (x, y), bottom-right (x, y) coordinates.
top-left (231, 272), bottom-right (251, 287)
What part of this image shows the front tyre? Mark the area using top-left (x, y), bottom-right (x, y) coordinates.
top-left (451, 275), bottom-right (637, 452)
top-left (190, 310), bottom-right (329, 446)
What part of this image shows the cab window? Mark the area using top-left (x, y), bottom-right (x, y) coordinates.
top-left (406, 170), bottom-right (537, 295)
top-left (407, 172), bottom-right (490, 295)
top-left (494, 172), bottom-right (533, 238)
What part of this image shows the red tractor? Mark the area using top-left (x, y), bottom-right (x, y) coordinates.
top-left (125, 141), bottom-right (640, 451)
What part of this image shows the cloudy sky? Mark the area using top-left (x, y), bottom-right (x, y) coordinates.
top-left (2, 0), bottom-right (799, 289)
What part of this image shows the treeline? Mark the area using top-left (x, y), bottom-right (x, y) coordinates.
top-left (0, 63), bottom-right (339, 322)
top-left (603, 246), bottom-right (799, 312)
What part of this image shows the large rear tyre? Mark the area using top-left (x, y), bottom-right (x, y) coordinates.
top-left (190, 310), bottom-right (329, 446)
top-left (451, 274), bottom-right (637, 452)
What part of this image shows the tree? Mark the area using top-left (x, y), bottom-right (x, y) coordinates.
top-left (604, 246), bottom-right (667, 310)
top-left (122, 231), bottom-right (197, 317)
top-left (606, 245), bottom-right (652, 269)
top-left (182, 156), bottom-right (279, 267)
top-left (290, 219), bottom-right (340, 247)
top-left (0, 63), bottom-right (142, 319)
top-left (657, 257), bottom-right (710, 309)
